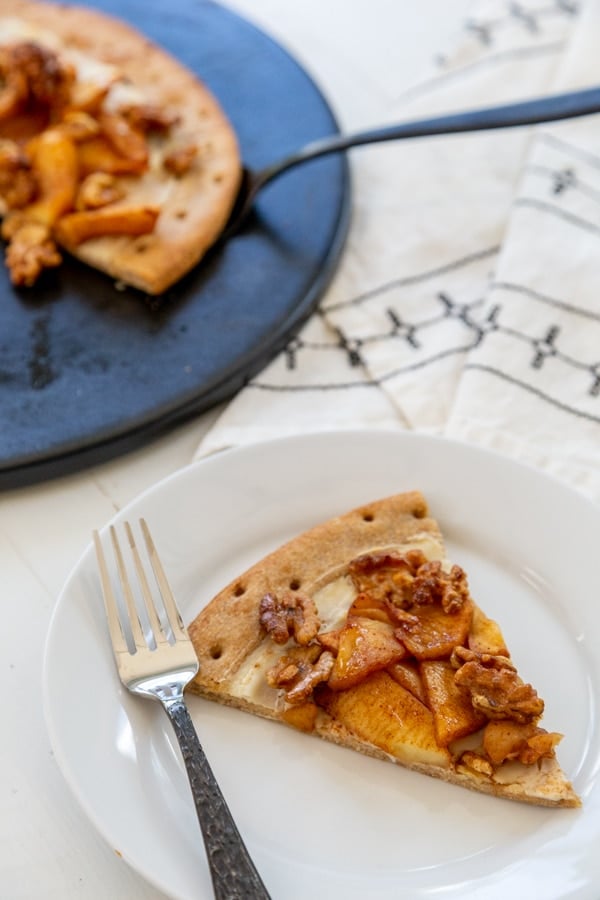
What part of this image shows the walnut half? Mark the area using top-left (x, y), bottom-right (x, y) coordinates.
top-left (266, 645), bottom-right (334, 704)
top-left (453, 651), bottom-right (544, 724)
top-left (259, 591), bottom-right (320, 646)
top-left (348, 550), bottom-right (469, 613)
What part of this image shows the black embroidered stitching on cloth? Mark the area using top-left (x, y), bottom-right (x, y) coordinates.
top-left (509, 3), bottom-right (540, 33)
top-left (465, 366), bottom-right (600, 422)
top-left (323, 246), bottom-right (499, 312)
top-left (398, 42), bottom-right (565, 105)
top-left (464, 0), bottom-right (578, 48)
top-left (515, 197), bottom-right (600, 235)
top-left (250, 243), bottom-right (600, 421)
top-left (538, 132), bottom-right (600, 171)
top-left (527, 164), bottom-right (578, 196)
top-left (246, 0), bottom-right (594, 426)
top-left (387, 308), bottom-right (419, 348)
top-left (492, 282), bottom-right (600, 322)
top-left (406, 0), bottom-right (575, 103)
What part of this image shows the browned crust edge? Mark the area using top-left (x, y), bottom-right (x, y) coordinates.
top-left (188, 490), bottom-right (436, 686)
top-left (197, 689), bottom-right (580, 808)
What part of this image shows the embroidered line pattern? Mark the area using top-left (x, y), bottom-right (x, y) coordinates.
top-left (249, 1), bottom-right (597, 427)
top-left (250, 244), bottom-right (600, 425)
top-left (405, 0), bottom-right (574, 103)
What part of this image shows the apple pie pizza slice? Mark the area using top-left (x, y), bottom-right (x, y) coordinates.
top-left (187, 491), bottom-right (580, 808)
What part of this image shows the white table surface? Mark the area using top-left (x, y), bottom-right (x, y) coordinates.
top-left (0, 1), bottom-right (471, 897)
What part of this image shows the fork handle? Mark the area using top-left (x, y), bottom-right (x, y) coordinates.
top-left (163, 698), bottom-right (272, 900)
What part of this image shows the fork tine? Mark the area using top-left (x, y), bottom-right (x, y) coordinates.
top-left (93, 530), bottom-right (129, 656)
top-left (109, 524), bottom-right (146, 650)
top-left (124, 521), bottom-right (167, 645)
top-left (140, 518), bottom-right (187, 641)
top-left (94, 523), bottom-right (271, 899)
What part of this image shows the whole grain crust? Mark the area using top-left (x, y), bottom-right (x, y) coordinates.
top-left (1, 0), bottom-right (241, 293)
top-left (188, 490), bottom-right (436, 688)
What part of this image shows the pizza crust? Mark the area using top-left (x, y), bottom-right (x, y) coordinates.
top-left (0, 1), bottom-right (241, 293)
top-left (187, 491), bottom-right (581, 808)
top-left (188, 491), bottom-right (438, 687)
top-left (315, 715), bottom-right (577, 808)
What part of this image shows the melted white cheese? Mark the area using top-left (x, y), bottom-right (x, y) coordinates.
top-left (0, 17), bottom-right (123, 97)
top-left (229, 641), bottom-right (283, 709)
top-left (103, 79), bottom-right (146, 114)
top-left (230, 533), bottom-right (448, 707)
top-left (0, 17), bottom-right (59, 48)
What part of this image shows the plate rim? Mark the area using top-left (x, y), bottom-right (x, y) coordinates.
top-left (42, 429), bottom-right (600, 899)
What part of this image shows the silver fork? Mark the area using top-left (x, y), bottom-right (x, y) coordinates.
top-left (93, 519), bottom-right (271, 900)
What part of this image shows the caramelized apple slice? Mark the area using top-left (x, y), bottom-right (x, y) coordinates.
top-left (468, 605), bottom-right (509, 656)
top-left (318, 671), bottom-right (451, 769)
top-left (282, 702), bottom-right (319, 733)
top-left (386, 659), bottom-right (427, 704)
top-left (328, 619), bottom-right (406, 691)
top-left (76, 136), bottom-right (148, 176)
top-left (420, 660), bottom-right (486, 746)
top-left (392, 598), bottom-right (473, 660)
top-left (317, 629), bottom-right (342, 654)
top-left (347, 593), bottom-right (395, 625)
top-left (483, 719), bottom-right (562, 766)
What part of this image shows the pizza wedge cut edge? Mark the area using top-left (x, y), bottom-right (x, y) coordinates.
top-left (187, 491), bottom-right (581, 809)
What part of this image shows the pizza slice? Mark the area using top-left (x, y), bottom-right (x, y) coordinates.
top-left (0, 1), bottom-right (241, 293)
top-left (187, 491), bottom-right (580, 808)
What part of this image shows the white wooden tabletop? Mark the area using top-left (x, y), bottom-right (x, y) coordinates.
top-left (0, 1), bottom-right (471, 897)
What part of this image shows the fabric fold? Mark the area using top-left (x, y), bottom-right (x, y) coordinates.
top-left (197, 0), bottom-right (600, 503)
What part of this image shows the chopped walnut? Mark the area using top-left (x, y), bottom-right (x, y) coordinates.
top-left (349, 550), bottom-right (427, 606)
top-left (124, 103), bottom-right (180, 133)
top-left (454, 652), bottom-right (544, 724)
top-left (412, 561), bottom-right (469, 613)
top-left (3, 219), bottom-right (61, 286)
top-left (349, 550), bottom-right (469, 613)
top-left (259, 591), bottom-right (320, 646)
top-left (0, 140), bottom-right (36, 209)
top-left (163, 144), bottom-right (197, 177)
top-left (266, 645), bottom-right (334, 704)
top-left (450, 645), bottom-right (515, 671)
top-left (0, 49), bottom-right (27, 120)
top-left (0, 42), bottom-right (74, 120)
top-left (76, 172), bottom-right (125, 210)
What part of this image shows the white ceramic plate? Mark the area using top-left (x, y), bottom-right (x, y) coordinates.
top-left (43, 431), bottom-right (600, 899)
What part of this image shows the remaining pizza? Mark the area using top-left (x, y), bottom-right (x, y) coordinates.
top-left (187, 491), bottom-right (580, 808)
top-left (0, 1), bottom-right (241, 293)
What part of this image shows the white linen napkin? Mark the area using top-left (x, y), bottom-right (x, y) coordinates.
top-left (196, 0), bottom-right (600, 503)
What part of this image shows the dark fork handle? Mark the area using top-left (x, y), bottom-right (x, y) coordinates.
top-left (257, 84), bottom-right (600, 189)
top-left (164, 697), bottom-right (271, 900)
